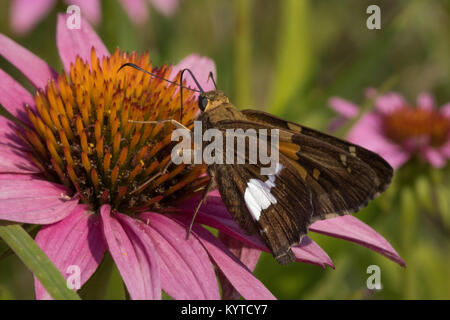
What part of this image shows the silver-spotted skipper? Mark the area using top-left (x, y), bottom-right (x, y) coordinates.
top-left (119, 63), bottom-right (393, 265)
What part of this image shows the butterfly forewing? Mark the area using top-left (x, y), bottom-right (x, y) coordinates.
top-left (205, 115), bottom-right (392, 263)
top-left (214, 118), bottom-right (387, 218)
top-left (241, 109), bottom-right (393, 195)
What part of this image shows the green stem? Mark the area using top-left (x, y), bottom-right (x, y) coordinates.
top-left (268, 0), bottom-right (313, 117)
top-left (233, 0), bottom-right (254, 108)
top-left (335, 75), bottom-right (400, 139)
top-left (0, 222), bottom-right (80, 300)
top-left (400, 187), bottom-right (417, 299)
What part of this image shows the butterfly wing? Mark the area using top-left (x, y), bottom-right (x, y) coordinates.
top-left (209, 157), bottom-right (314, 265)
top-left (214, 118), bottom-right (389, 219)
top-left (209, 117), bottom-right (392, 263)
top-left (241, 109), bottom-right (393, 195)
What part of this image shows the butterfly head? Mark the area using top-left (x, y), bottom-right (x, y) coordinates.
top-left (198, 90), bottom-right (229, 112)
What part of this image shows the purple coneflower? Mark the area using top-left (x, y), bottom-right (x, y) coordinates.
top-left (0, 15), bottom-right (403, 300)
top-left (10, 0), bottom-right (178, 35)
top-left (329, 90), bottom-right (450, 169)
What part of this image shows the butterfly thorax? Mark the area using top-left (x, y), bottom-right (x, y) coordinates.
top-left (198, 91), bottom-right (246, 128)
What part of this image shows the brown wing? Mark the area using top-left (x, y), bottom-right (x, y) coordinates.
top-left (241, 109), bottom-right (393, 195)
top-left (213, 118), bottom-right (389, 222)
top-left (209, 157), bottom-right (313, 265)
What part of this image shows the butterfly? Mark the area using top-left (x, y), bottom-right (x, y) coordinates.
top-left (120, 63), bottom-right (393, 265)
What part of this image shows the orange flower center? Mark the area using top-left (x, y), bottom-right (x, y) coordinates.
top-left (382, 107), bottom-right (450, 148)
top-left (22, 48), bottom-right (207, 212)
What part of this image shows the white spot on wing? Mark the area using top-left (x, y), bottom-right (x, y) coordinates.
top-left (244, 163), bottom-right (283, 221)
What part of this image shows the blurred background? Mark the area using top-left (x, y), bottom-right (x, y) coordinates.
top-left (0, 0), bottom-right (449, 299)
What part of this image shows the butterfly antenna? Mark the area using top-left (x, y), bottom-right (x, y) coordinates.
top-left (179, 68), bottom-right (205, 122)
top-left (207, 71), bottom-right (217, 89)
top-left (118, 63), bottom-right (202, 93)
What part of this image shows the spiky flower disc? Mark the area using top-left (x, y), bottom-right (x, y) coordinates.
top-left (21, 48), bottom-right (207, 212)
top-left (383, 106), bottom-right (450, 148)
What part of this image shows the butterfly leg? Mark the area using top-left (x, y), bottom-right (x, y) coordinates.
top-left (185, 170), bottom-right (216, 240)
top-left (130, 159), bottom-right (173, 195)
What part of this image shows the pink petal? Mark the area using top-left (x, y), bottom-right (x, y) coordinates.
top-left (56, 14), bottom-right (109, 72)
top-left (422, 146), bottom-right (446, 168)
top-left (118, 0), bottom-right (148, 24)
top-left (417, 92), bottom-right (435, 110)
top-left (310, 215), bottom-right (405, 267)
top-left (440, 140), bottom-right (450, 158)
top-left (0, 34), bottom-right (57, 89)
top-left (0, 116), bottom-right (37, 174)
top-left (178, 194), bottom-right (334, 268)
top-left (375, 92), bottom-right (406, 115)
top-left (217, 232), bottom-right (262, 300)
top-left (0, 178), bottom-right (78, 224)
top-left (0, 69), bottom-right (36, 125)
top-left (347, 112), bottom-right (411, 169)
top-left (150, 0), bottom-right (179, 16)
top-left (34, 205), bottom-right (106, 299)
top-left (65, 0), bottom-right (101, 26)
top-left (441, 103), bottom-right (450, 118)
top-left (171, 54), bottom-right (217, 93)
top-left (139, 212), bottom-right (220, 300)
top-left (0, 117), bottom-right (30, 151)
top-left (0, 173), bottom-right (36, 181)
top-left (219, 232), bottom-right (261, 272)
top-left (328, 116), bottom-right (348, 133)
top-left (177, 218), bottom-right (276, 300)
top-left (328, 97), bottom-right (358, 118)
top-left (0, 145), bottom-right (40, 174)
top-left (291, 237), bottom-right (334, 269)
top-left (100, 206), bottom-right (161, 300)
top-left (10, 0), bottom-right (56, 35)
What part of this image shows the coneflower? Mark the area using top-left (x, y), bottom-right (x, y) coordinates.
top-left (329, 90), bottom-right (450, 169)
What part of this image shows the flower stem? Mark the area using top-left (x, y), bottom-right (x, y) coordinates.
top-left (400, 186), bottom-right (417, 298)
top-left (233, 0), bottom-right (254, 108)
top-left (335, 75), bottom-right (400, 139)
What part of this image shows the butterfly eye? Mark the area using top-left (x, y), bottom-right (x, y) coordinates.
top-left (198, 95), bottom-right (209, 111)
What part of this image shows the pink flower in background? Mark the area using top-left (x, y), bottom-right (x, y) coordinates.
top-left (10, 0), bottom-right (179, 34)
top-left (0, 15), bottom-right (403, 300)
top-left (329, 91), bottom-right (450, 169)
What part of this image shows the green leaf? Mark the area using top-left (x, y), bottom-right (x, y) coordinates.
top-left (0, 224), bottom-right (40, 261)
top-left (0, 223), bottom-right (81, 300)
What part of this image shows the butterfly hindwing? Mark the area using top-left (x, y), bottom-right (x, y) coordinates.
top-left (210, 156), bottom-right (313, 264)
